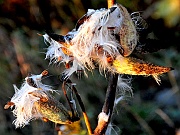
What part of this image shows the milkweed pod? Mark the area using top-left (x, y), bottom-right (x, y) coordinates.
top-left (116, 4), bottom-right (138, 56)
top-left (112, 55), bottom-right (172, 84)
top-left (31, 91), bottom-right (73, 124)
top-left (4, 72), bottom-right (76, 128)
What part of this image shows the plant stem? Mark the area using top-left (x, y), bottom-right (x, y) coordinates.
top-left (107, 0), bottom-right (115, 8)
top-left (102, 73), bottom-right (118, 114)
top-left (62, 81), bottom-right (76, 119)
top-left (67, 79), bottom-right (93, 135)
top-left (94, 1), bottom-right (117, 134)
top-left (94, 73), bottom-right (118, 135)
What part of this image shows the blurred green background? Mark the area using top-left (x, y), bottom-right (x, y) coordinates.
top-left (0, 0), bottom-right (179, 135)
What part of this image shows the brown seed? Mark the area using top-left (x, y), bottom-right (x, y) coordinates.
top-left (106, 56), bottom-right (113, 64)
top-left (42, 117), bottom-right (49, 122)
top-left (4, 102), bottom-right (14, 109)
top-left (41, 70), bottom-right (48, 76)
top-left (40, 97), bottom-right (49, 103)
top-left (65, 63), bottom-right (70, 69)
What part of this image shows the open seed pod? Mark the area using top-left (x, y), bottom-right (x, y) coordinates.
top-left (29, 90), bottom-right (72, 124)
top-left (116, 4), bottom-right (138, 56)
top-left (4, 71), bottom-right (76, 128)
top-left (112, 55), bottom-right (172, 84)
top-left (42, 4), bottom-right (172, 82)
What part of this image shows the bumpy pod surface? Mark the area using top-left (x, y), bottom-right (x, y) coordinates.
top-left (32, 91), bottom-right (72, 124)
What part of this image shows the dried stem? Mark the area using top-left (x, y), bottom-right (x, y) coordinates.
top-left (94, 73), bottom-right (118, 135)
top-left (62, 81), bottom-right (76, 119)
top-left (107, 0), bottom-right (115, 8)
top-left (71, 84), bottom-right (92, 134)
top-left (94, 1), bottom-right (118, 134)
top-left (65, 79), bottom-right (93, 135)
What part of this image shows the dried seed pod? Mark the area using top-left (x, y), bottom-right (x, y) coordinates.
top-left (113, 55), bottom-right (172, 84)
top-left (117, 4), bottom-right (137, 56)
top-left (30, 91), bottom-right (73, 124)
top-left (5, 72), bottom-right (77, 128)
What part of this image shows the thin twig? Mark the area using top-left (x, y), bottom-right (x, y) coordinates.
top-left (123, 104), bottom-right (155, 135)
top-left (155, 108), bottom-right (174, 128)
